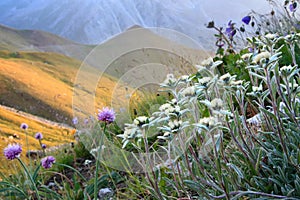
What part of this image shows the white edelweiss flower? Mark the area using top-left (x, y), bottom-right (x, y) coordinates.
top-left (168, 119), bottom-right (182, 130)
top-left (171, 99), bottom-right (177, 104)
top-left (159, 103), bottom-right (171, 112)
top-left (241, 53), bottom-right (252, 60)
top-left (123, 127), bottom-right (133, 138)
top-left (253, 52), bottom-right (271, 64)
top-left (219, 73), bottom-right (231, 83)
top-left (199, 117), bottom-right (218, 128)
top-left (252, 85), bottom-right (263, 92)
top-left (211, 98), bottom-right (223, 109)
top-left (174, 105), bottom-right (181, 113)
top-left (181, 86), bottom-right (196, 96)
top-left (201, 57), bottom-right (214, 66)
top-left (284, 34), bottom-right (292, 40)
top-left (265, 33), bottom-right (276, 40)
top-left (163, 74), bottom-right (177, 85)
top-left (199, 77), bottom-right (212, 85)
top-left (280, 65), bottom-right (294, 75)
top-left (133, 116), bottom-right (149, 126)
top-left (163, 132), bottom-right (171, 137)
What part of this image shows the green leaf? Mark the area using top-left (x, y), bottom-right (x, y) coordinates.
top-left (227, 163), bottom-right (244, 179)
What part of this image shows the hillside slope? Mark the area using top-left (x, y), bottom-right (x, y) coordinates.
top-left (0, 24), bottom-right (93, 60)
top-left (0, 51), bottom-right (118, 124)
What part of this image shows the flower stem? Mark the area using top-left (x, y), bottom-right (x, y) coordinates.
top-left (17, 157), bottom-right (41, 200)
top-left (94, 123), bottom-right (106, 200)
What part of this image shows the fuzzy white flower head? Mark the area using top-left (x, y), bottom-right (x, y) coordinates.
top-left (201, 57), bottom-right (214, 66)
top-left (252, 85), bottom-right (263, 92)
top-left (159, 103), bottom-right (171, 112)
top-left (163, 74), bottom-right (177, 85)
top-left (284, 34), bottom-right (292, 40)
top-left (199, 77), bottom-right (212, 86)
top-left (171, 99), bottom-right (177, 104)
top-left (219, 73), bottom-right (231, 83)
top-left (241, 53), bottom-right (252, 61)
top-left (168, 119), bottom-right (182, 130)
top-left (159, 101), bottom-right (180, 115)
top-left (265, 33), bottom-right (276, 40)
top-left (199, 117), bottom-right (218, 128)
top-left (253, 52), bottom-right (271, 64)
top-left (163, 132), bottom-right (171, 137)
top-left (280, 65), bottom-right (293, 72)
top-left (211, 98), bottom-right (223, 110)
top-left (181, 86), bottom-right (196, 96)
top-left (133, 116), bottom-right (149, 126)
top-left (175, 105), bottom-right (181, 112)
top-left (280, 65), bottom-right (294, 76)
top-left (123, 127), bottom-right (133, 138)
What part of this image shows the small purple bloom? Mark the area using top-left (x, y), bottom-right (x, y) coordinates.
top-left (41, 144), bottom-right (46, 149)
top-left (289, 2), bottom-right (297, 12)
top-left (225, 20), bottom-right (236, 39)
top-left (41, 156), bottom-right (55, 169)
top-left (20, 123), bottom-right (28, 130)
top-left (72, 117), bottom-right (78, 125)
top-left (35, 132), bottom-right (43, 140)
top-left (97, 107), bottom-right (116, 124)
top-left (4, 144), bottom-right (22, 160)
top-left (242, 15), bottom-right (251, 25)
top-left (84, 118), bottom-right (89, 125)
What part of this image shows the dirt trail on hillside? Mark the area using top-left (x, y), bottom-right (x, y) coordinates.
top-left (0, 104), bottom-right (73, 129)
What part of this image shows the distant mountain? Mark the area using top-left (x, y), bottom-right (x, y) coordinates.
top-left (0, 0), bottom-right (271, 49)
top-left (0, 24), bottom-right (93, 60)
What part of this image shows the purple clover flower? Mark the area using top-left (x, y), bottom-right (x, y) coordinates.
top-left (242, 15), bottom-right (251, 25)
top-left (4, 144), bottom-right (22, 160)
top-left (20, 123), bottom-right (28, 130)
top-left (97, 107), bottom-right (116, 124)
top-left (35, 132), bottom-right (43, 140)
top-left (41, 144), bottom-right (46, 149)
top-left (41, 156), bottom-right (55, 169)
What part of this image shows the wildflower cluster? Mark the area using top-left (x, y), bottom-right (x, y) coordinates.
top-left (115, 28), bottom-right (300, 198)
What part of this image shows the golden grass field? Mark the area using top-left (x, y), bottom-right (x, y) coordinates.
top-left (0, 105), bottom-right (75, 173)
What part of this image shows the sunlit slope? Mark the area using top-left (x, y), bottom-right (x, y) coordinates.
top-left (0, 51), bottom-right (118, 124)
